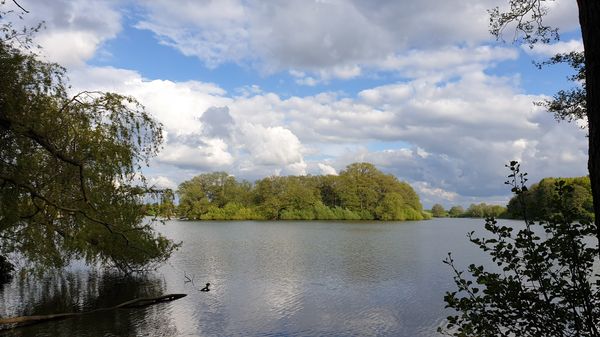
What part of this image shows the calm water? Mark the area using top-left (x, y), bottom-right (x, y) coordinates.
top-left (0, 218), bottom-right (523, 336)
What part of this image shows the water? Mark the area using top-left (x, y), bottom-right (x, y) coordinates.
top-left (0, 218), bottom-right (521, 336)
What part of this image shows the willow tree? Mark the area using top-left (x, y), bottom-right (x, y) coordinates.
top-left (0, 7), bottom-right (177, 276)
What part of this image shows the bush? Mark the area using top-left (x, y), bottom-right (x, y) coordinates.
top-left (440, 162), bottom-right (600, 336)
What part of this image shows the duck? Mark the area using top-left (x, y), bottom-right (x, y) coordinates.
top-left (200, 283), bottom-right (210, 292)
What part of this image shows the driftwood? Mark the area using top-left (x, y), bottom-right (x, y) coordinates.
top-left (0, 293), bottom-right (187, 326)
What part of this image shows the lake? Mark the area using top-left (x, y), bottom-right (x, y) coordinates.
top-left (0, 218), bottom-right (522, 336)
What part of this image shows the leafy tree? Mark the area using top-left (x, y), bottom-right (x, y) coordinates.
top-left (0, 8), bottom-right (177, 275)
top-left (431, 204), bottom-right (446, 217)
top-left (507, 176), bottom-right (593, 220)
top-left (254, 175), bottom-right (321, 220)
top-left (337, 163), bottom-right (380, 216)
top-left (462, 203), bottom-right (508, 218)
top-left (489, 0), bottom-right (600, 251)
top-left (337, 163), bottom-right (425, 220)
top-left (176, 163), bottom-right (426, 221)
top-left (375, 192), bottom-right (406, 220)
top-left (448, 205), bottom-right (465, 217)
top-left (158, 189), bottom-right (176, 220)
top-left (441, 161), bottom-right (600, 336)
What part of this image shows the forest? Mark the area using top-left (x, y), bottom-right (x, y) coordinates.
top-left (506, 176), bottom-right (594, 221)
top-left (146, 162), bottom-right (429, 221)
top-left (427, 176), bottom-right (594, 221)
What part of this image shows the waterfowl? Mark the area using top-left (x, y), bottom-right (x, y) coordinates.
top-left (200, 283), bottom-right (210, 292)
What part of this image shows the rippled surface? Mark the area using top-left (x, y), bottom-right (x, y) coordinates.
top-left (0, 218), bottom-right (519, 336)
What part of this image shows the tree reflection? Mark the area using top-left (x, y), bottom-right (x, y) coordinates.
top-left (0, 270), bottom-right (178, 337)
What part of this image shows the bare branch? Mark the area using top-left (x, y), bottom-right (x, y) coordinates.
top-left (11, 0), bottom-right (29, 13)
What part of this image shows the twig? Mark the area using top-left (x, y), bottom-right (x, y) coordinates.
top-left (11, 0), bottom-right (29, 13)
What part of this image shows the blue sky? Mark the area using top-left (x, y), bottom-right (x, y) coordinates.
top-left (12, 0), bottom-right (588, 207)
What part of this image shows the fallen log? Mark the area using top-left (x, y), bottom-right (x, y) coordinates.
top-left (0, 293), bottom-right (187, 326)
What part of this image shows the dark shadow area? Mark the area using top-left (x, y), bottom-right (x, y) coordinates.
top-left (0, 270), bottom-right (178, 337)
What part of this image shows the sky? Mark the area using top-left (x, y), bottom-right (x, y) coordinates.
top-left (8, 0), bottom-right (588, 208)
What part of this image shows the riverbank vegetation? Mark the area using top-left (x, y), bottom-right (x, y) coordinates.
top-left (0, 6), bottom-right (177, 278)
top-left (429, 176), bottom-right (592, 221)
top-left (506, 176), bottom-right (593, 221)
top-left (442, 163), bottom-right (599, 337)
top-left (430, 203), bottom-right (508, 218)
top-left (147, 163), bottom-right (429, 221)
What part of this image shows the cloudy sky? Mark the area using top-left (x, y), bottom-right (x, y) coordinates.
top-left (10, 0), bottom-right (587, 207)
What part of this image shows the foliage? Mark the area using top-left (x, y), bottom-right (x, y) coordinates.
top-left (507, 176), bottom-right (594, 221)
top-left (490, 1), bottom-right (586, 125)
top-left (489, 0), bottom-right (558, 46)
top-left (488, 0), bottom-right (600, 252)
top-left (440, 161), bottom-right (600, 337)
top-left (431, 204), bottom-right (447, 217)
top-left (463, 203), bottom-right (508, 218)
top-left (174, 162), bottom-right (427, 221)
top-left (0, 8), bottom-right (178, 274)
top-left (535, 51), bottom-right (586, 124)
top-left (448, 206), bottom-right (465, 218)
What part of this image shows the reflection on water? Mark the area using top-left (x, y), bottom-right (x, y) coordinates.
top-left (0, 270), bottom-right (177, 337)
top-left (0, 218), bottom-right (511, 336)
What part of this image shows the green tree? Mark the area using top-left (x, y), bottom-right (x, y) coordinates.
top-left (375, 192), bottom-right (406, 220)
top-left (175, 163), bottom-right (426, 221)
top-left (336, 162), bottom-right (425, 220)
top-left (337, 163), bottom-right (380, 217)
top-left (0, 10), bottom-right (177, 275)
top-left (490, 0), bottom-right (600, 250)
top-left (507, 176), bottom-right (593, 220)
top-left (431, 204), bottom-right (446, 217)
top-left (254, 175), bottom-right (321, 220)
top-left (463, 203), bottom-right (508, 218)
top-left (441, 162), bottom-right (600, 337)
top-left (158, 189), bottom-right (176, 219)
top-left (448, 205), bottom-right (465, 217)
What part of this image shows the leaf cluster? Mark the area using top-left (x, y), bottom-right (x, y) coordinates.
top-left (440, 162), bottom-right (600, 336)
top-left (0, 8), bottom-right (178, 275)
top-left (174, 162), bottom-right (428, 221)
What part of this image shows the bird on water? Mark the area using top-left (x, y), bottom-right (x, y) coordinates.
top-left (200, 283), bottom-right (210, 292)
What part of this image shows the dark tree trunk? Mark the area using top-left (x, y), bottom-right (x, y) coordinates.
top-left (577, 0), bottom-right (600, 245)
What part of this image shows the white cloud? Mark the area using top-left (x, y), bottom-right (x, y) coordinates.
top-left (522, 39), bottom-right (584, 57)
top-left (317, 163), bottom-right (337, 175)
top-left (68, 63), bottom-right (587, 203)
top-left (158, 139), bottom-right (234, 170)
top-left (238, 124), bottom-right (305, 167)
top-left (413, 182), bottom-right (459, 202)
top-left (148, 176), bottom-right (177, 190)
top-left (11, 0), bottom-right (122, 67)
top-left (129, 1), bottom-right (521, 79)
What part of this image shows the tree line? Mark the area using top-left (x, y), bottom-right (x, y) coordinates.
top-left (428, 176), bottom-right (592, 221)
top-left (506, 176), bottom-right (593, 221)
top-left (430, 203), bottom-right (508, 218)
top-left (147, 163), bottom-right (429, 221)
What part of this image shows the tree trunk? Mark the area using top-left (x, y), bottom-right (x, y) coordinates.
top-left (577, 0), bottom-right (600, 246)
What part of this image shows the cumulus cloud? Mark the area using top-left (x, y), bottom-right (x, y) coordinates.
top-left (200, 106), bottom-right (235, 139)
top-left (26, 0), bottom-right (583, 205)
top-left (522, 39), bottom-right (584, 58)
top-left (68, 63), bottom-right (587, 204)
top-left (148, 176), bottom-right (177, 190)
top-left (131, 0), bottom-right (579, 82)
top-left (11, 0), bottom-right (122, 67)
top-left (238, 123), bottom-right (306, 168)
top-left (318, 163), bottom-right (338, 176)
top-left (412, 182), bottom-right (459, 204)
